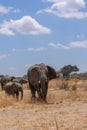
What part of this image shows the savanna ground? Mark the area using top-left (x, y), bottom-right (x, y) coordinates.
top-left (0, 79), bottom-right (87, 130)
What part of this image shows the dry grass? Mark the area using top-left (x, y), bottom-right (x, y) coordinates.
top-left (0, 79), bottom-right (87, 130)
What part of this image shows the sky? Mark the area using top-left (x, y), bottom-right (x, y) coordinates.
top-left (0, 0), bottom-right (87, 76)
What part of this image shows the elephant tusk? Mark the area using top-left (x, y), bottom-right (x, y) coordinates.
top-left (38, 80), bottom-right (40, 84)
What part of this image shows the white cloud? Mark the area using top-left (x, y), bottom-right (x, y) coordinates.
top-left (0, 4), bottom-right (21, 15)
top-left (0, 27), bottom-right (15, 36)
top-left (48, 40), bottom-right (87, 49)
top-left (69, 41), bottom-right (87, 48)
top-left (48, 43), bottom-right (69, 49)
top-left (0, 54), bottom-right (10, 60)
top-left (38, 0), bottom-right (87, 19)
top-left (0, 16), bottom-right (51, 35)
top-left (0, 4), bottom-right (10, 15)
top-left (27, 47), bottom-right (46, 51)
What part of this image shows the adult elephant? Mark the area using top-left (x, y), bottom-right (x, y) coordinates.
top-left (4, 82), bottom-right (23, 100)
top-left (27, 63), bottom-right (56, 103)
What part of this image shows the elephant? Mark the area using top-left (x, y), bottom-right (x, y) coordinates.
top-left (0, 75), bottom-right (15, 90)
top-left (3, 82), bottom-right (23, 100)
top-left (27, 63), bottom-right (56, 103)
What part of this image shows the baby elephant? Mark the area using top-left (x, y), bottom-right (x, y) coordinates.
top-left (4, 82), bottom-right (23, 100)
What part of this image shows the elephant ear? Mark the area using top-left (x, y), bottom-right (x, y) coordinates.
top-left (46, 65), bottom-right (57, 80)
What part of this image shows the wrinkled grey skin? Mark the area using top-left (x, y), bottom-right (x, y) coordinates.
top-left (27, 63), bottom-right (56, 103)
top-left (4, 82), bottom-right (23, 100)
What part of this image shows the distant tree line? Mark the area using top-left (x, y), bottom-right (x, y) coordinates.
top-left (0, 64), bottom-right (87, 82)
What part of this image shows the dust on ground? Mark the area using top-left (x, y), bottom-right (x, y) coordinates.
top-left (0, 80), bottom-right (87, 130)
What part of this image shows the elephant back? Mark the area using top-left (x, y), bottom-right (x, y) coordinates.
top-left (28, 68), bottom-right (40, 86)
top-left (27, 63), bottom-right (48, 86)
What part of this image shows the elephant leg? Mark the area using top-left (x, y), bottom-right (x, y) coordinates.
top-left (36, 86), bottom-right (42, 101)
top-left (15, 91), bottom-right (19, 101)
top-left (1, 83), bottom-right (4, 90)
top-left (42, 83), bottom-right (48, 103)
top-left (20, 89), bottom-right (23, 100)
top-left (29, 83), bottom-right (36, 102)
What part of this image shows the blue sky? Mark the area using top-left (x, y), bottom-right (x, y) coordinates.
top-left (0, 0), bottom-right (87, 76)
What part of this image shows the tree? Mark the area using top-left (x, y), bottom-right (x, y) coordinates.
top-left (61, 65), bottom-right (79, 79)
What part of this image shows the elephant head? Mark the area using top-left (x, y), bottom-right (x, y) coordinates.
top-left (27, 63), bottom-right (56, 103)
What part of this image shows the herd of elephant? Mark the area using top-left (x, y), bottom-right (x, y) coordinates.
top-left (0, 63), bottom-right (79, 102)
top-left (0, 63), bottom-right (79, 103)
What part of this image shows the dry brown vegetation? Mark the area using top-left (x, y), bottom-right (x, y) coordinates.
top-left (0, 79), bottom-right (87, 130)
